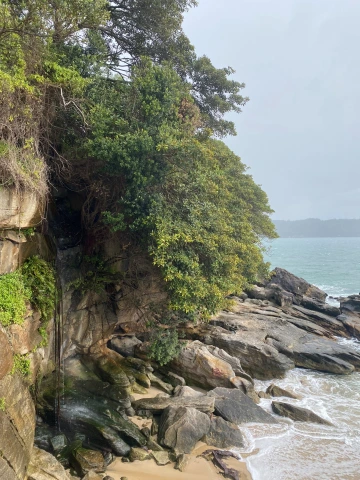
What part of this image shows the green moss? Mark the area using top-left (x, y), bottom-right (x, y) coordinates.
top-left (38, 326), bottom-right (48, 347)
top-left (11, 354), bottom-right (30, 376)
top-left (0, 257), bottom-right (56, 328)
top-left (0, 271), bottom-right (31, 326)
top-left (0, 397), bottom-right (6, 411)
top-left (22, 256), bottom-right (56, 323)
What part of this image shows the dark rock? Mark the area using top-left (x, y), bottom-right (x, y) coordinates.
top-left (266, 268), bottom-right (327, 303)
top-left (341, 295), bottom-right (360, 314)
top-left (140, 427), bottom-right (150, 438)
top-left (27, 447), bottom-right (72, 480)
top-left (200, 450), bottom-right (240, 480)
top-left (108, 336), bottom-right (142, 357)
top-left (292, 305), bottom-right (349, 337)
top-left (272, 401), bottom-right (333, 425)
top-left (70, 448), bottom-right (105, 476)
top-left (133, 395), bottom-right (215, 415)
top-left (301, 296), bottom-right (340, 317)
top-left (266, 384), bottom-right (299, 399)
top-left (158, 406), bottom-right (210, 454)
top-left (208, 387), bottom-right (277, 424)
top-left (166, 372), bottom-right (186, 387)
top-left (203, 417), bottom-right (245, 449)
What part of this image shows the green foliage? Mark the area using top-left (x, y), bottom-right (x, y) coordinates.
top-left (68, 255), bottom-right (121, 295)
top-left (148, 328), bottom-right (183, 366)
top-left (22, 228), bottom-right (36, 238)
top-left (22, 256), bottom-right (56, 323)
top-left (11, 354), bottom-right (31, 377)
top-left (0, 397), bottom-right (6, 411)
top-left (0, 271), bottom-right (30, 326)
top-left (38, 326), bottom-right (48, 347)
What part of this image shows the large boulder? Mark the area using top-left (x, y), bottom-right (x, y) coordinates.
top-left (168, 341), bottom-right (242, 389)
top-left (203, 417), bottom-right (245, 449)
top-left (266, 384), bottom-right (299, 399)
top-left (272, 401), bottom-right (332, 425)
top-left (266, 268), bottom-right (327, 303)
top-left (158, 406), bottom-right (210, 454)
top-left (208, 387), bottom-right (277, 424)
top-left (108, 336), bottom-right (142, 357)
top-left (133, 395), bottom-right (215, 415)
top-left (27, 447), bottom-right (72, 480)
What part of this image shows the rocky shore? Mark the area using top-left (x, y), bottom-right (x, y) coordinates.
top-left (26, 268), bottom-right (360, 480)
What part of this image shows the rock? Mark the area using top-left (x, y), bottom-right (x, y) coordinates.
top-left (0, 373), bottom-right (36, 480)
top-left (141, 426), bottom-right (151, 438)
top-left (203, 417), bottom-right (245, 449)
top-left (0, 188), bottom-right (44, 229)
top-left (204, 322), bottom-right (295, 380)
top-left (166, 371), bottom-right (186, 387)
top-left (50, 434), bottom-right (68, 452)
top-left (152, 450), bottom-right (170, 466)
top-left (71, 448), bottom-right (105, 476)
top-left (200, 449), bottom-right (240, 480)
top-left (103, 476), bottom-right (115, 480)
top-left (168, 340), bottom-right (241, 389)
top-left (208, 387), bottom-right (277, 424)
top-left (81, 352), bottom-right (131, 389)
top-left (0, 330), bottom-right (13, 380)
top-left (148, 372), bottom-right (174, 394)
top-left (266, 268), bottom-right (327, 303)
top-left (146, 438), bottom-right (163, 451)
top-left (272, 401), bottom-right (333, 425)
top-left (301, 296), bottom-right (340, 317)
top-left (27, 447), bottom-right (72, 480)
top-left (175, 453), bottom-right (190, 472)
top-left (173, 386), bottom-right (204, 397)
top-left (129, 447), bottom-right (152, 462)
top-left (258, 391), bottom-right (271, 399)
top-left (341, 295), bottom-right (360, 314)
top-left (266, 384), bottom-right (299, 399)
top-left (133, 394), bottom-right (215, 415)
top-left (158, 406), bottom-right (210, 454)
top-left (108, 336), bottom-right (142, 357)
top-left (292, 305), bottom-right (349, 337)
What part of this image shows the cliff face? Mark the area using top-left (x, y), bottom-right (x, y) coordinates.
top-left (0, 188), bottom-right (53, 480)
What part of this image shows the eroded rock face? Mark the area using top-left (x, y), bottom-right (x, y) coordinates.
top-left (0, 374), bottom-right (36, 480)
top-left (168, 340), bottom-right (249, 389)
top-left (0, 189), bottom-right (44, 230)
top-left (158, 406), bottom-right (210, 454)
top-left (0, 330), bottom-right (12, 379)
top-left (27, 447), bottom-right (72, 480)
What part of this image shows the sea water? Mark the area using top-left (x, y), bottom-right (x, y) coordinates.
top-left (240, 238), bottom-right (360, 480)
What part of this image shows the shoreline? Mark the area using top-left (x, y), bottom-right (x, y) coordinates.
top-left (106, 442), bottom-right (253, 480)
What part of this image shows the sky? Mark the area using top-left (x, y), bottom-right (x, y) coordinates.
top-left (183, 0), bottom-right (360, 220)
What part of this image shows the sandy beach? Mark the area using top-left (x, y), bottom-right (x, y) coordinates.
top-left (106, 442), bottom-right (252, 480)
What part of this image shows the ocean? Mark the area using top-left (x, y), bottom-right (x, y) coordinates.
top-left (240, 237), bottom-right (360, 480)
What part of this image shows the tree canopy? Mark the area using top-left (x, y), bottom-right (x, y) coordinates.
top-left (0, 0), bottom-right (277, 319)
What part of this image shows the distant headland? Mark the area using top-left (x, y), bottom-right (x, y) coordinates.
top-left (274, 218), bottom-right (360, 238)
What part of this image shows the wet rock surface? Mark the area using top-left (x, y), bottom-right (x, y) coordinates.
top-left (203, 416), bottom-right (245, 449)
top-left (272, 401), bottom-right (333, 425)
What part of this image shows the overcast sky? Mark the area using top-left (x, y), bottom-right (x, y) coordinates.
top-left (183, 0), bottom-right (360, 220)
